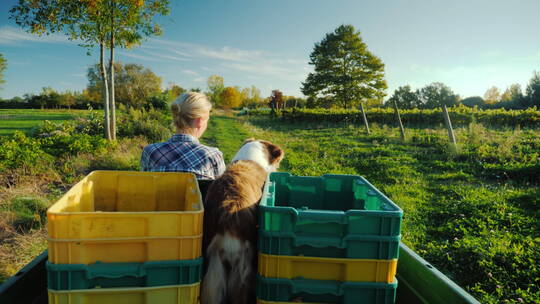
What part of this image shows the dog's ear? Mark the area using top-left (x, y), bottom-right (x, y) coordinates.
top-left (242, 138), bottom-right (256, 145)
top-left (262, 141), bottom-right (284, 165)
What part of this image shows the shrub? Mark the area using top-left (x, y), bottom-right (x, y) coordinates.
top-left (117, 108), bottom-right (172, 142)
top-left (0, 131), bottom-right (53, 173)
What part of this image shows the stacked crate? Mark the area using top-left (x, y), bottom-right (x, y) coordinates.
top-left (257, 173), bottom-right (402, 304)
top-left (46, 171), bottom-right (204, 304)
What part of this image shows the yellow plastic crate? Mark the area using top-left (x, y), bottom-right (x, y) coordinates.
top-left (258, 253), bottom-right (397, 283)
top-left (48, 283), bottom-right (199, 304)
top-left (47, 171), bottom-right (203, 264)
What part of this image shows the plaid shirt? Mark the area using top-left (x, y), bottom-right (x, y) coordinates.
top-left (140, 134), bottom-right (226, 180)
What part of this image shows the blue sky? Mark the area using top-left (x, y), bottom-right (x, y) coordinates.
top-left (1, 0), bottom-right (539, 100)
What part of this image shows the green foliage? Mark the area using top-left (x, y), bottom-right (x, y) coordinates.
top-left (526, 71), bottom-right (540, 108)
top-left (461, 96), bottom-right (485, 107)
top-left (207, 75), bottom-right (225, 107)
top-left (418, 82), bottom-right (460, 108)
top-left (0, 131), bottom-right (53, 173)
top-left (386, 85), bottom-right (421, 109)
top-left (87, 62), bottom-right (162, 108)
top-left (236, 115), bottom-right (539, 304)
top-left (302, 24), bottom-right (387, 108)
top-left (36, 121), bottom-right (110, 156)
top-left (269, 106), bottom-right (540, 128)
top-left (117, 107), bottom-right (172, 142)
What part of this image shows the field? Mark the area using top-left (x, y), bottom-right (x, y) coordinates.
top-left (0, 108), bottom-right (539, 304)
top-left (0, 109), bottom-right (91, 136)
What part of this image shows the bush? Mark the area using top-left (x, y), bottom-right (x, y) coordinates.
top-left (117, 108), bottom-right (172, 142)
top-left (0, 131), bottom-right (53, 173)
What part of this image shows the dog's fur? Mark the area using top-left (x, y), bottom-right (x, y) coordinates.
top-left (201, 139), bottom-right (284, 304)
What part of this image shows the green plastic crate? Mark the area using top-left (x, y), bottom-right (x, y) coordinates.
top-left (259, 230), bottom-right (400, 259)
top-left (47, 258), bottom-right (202, 290)
top-left (259, 173), bottom-right (402, 259)
top-left (257, 276), bottom-right (397, 304)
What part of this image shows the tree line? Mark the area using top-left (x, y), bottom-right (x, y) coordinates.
top-left (300, 24), bottom-right (540, 111)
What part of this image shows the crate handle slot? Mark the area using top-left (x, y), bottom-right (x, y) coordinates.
top-left (291, 278), bottom-right (344, 296)
top-left (296, 210), bottom-right (346, 224)
top-left (294, 235), bottom-right (344, 248)
top-left (85, 262), bottom-right (147, 279)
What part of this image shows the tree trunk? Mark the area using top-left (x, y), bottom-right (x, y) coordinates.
top-left (393, 99), bottom-right (406, 140)
top-left (100, 40), bottom-right (111, 140)
top-left (109, 1), bottom-right (116, 140)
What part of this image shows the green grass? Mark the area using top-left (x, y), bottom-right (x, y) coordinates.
top-left (204, 114), bottom-right (538, 304)
top-left (201, 113), bottom-right (250, 162)
top-left (0, 109), bottom-right (91, 136)
top-left (0, 111), bottom-right (537, 303)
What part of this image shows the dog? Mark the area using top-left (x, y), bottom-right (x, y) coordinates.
top-left (201, 138), bottom-right (284, 304)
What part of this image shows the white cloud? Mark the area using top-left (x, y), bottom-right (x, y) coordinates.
top-left (0, 26), bottom-right (67, 45)
top-left (117, 50), bottom-right (162, 62)
top-left (193, 77), bottom-right (205, 83)
top-left (119, 37), bottom-right (309, 85)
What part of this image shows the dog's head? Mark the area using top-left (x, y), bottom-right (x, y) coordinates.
top-left (231, 138), bottom-right (284, 172)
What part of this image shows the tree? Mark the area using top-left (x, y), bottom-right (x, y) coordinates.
top-left (461, 96), bottom-right (485, 108)
top-left (269, 90), bottom-right (284, 111)
top-left (483, 86), bottom-right (501, 104)
top-left (59, 90), bottom-right (76, 109)
top-left (207, 75), bottom-right (225, 106)
top-left (219, 87), bottom-right (241, 109)
top-left (386, 85), bottom-right (421, 109)
top-left (418, 82), bottom-right (459, 108)
top-left (10, 0), bottom-right (170, 140)
top-left (165, 84), bottom-right (186, 101)
top-left (87, 62), bottom-right (162, 108)
top-left (302, 24), bottom-right (387, 108)
top-left (0, 53), bottom-right (6, 90)
top-left (238, 85), bottom-right (262, 108)
top-left (525, 71), bottom-right (540, 108)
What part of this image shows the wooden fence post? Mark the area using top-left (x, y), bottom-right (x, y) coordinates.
top-left (442, 105), bottom-right (457, 148)
top-left (358, 103), bottom-right (370, 134)
top-left (393, 100), bottom-right (406, 140)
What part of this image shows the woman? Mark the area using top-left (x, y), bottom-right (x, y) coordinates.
top-left (140, 92), bottom-right (226, 180)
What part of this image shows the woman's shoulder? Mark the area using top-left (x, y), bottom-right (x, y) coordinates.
top-left (142, 140), bottom-right (169, 153)
top-left (196, 143), bottom-right (223, 157)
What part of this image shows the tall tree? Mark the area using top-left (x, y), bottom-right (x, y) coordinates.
top-left (525, 71), bottom-right (540, 108)
top-left (207, 75), bottom-right (225, 106)
top-left (10, 0), bottom-right (170, 140)
top-left (219, 87), bottom-right (241, 109)
top-left (483, 86), bottom-right (501, 104)
top-left (269, 89), bottom-right (284, 111)
top-left (0, 53), bottom-right (6, 90)
top-left (386, 85), bottom-right (421, 109)
top-left (418, 82), bottom-right (459, 109)
top-left (59, 90), bottom-right (76, 109)
top-left (87, 62), bottom-right (162, 109)
top-left (302, 24), bottom-right (387, 108)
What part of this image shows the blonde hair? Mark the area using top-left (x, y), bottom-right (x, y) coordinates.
top-left (171, 92), bottom-right (212, 130)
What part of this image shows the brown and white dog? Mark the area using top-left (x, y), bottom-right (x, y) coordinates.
top-left (201, 139), bottom-right (284, 304)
